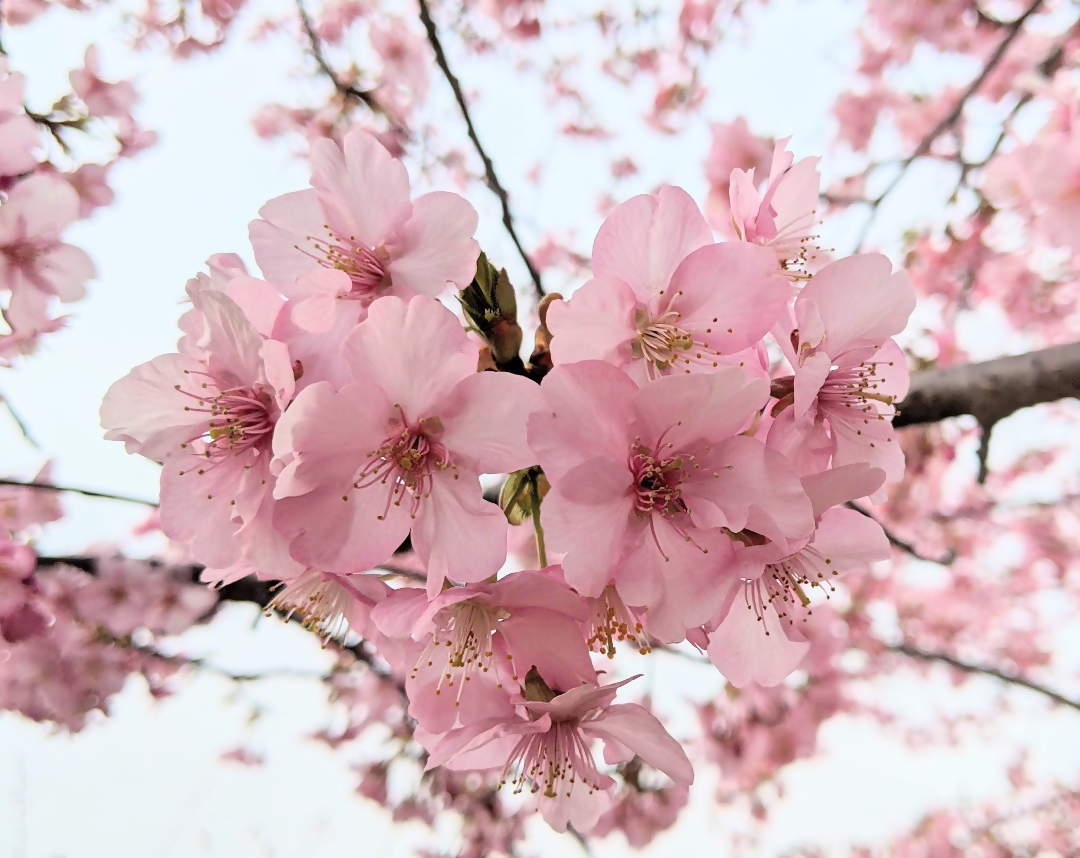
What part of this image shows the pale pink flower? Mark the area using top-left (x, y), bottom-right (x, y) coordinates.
top-left (69, 46), bottom-right (138, 118)
top-left (546, 186), bottom-right (790, 383)
top-left (101, 281), bottom-right (299, 576)
top-left (706, 464), bottom-right (890, 687)
top-left (65, 163), bottom-right (114, 218)
top-left (767, 253), bottom-right (915, 488)
top-left (370, 16), bottom-right (430, 107)
top-left (115, 116), bottom-right (158, 157)
top-left (371, 570), bottom-right (596, 733)
top-left (0, 60), bottom-right (38, 178)
top-left (249, 129), bottom-right (479, 335)
top-left (272, 295), bottom-right (543, 593)
top-left (528, 360), bottom-right (814, 643)
top-left (0, 174), bottom-right (95, 311)
top-left (0, 463), bottom-right (63, 536)
top-left (424, 676), bottom-right (693, 833)
top-left (268, 568), bottom-right (389, 642)
top-left (728, 138), bottom-right (822, 280)
top-left (704, 118), bottom-right (774, 227)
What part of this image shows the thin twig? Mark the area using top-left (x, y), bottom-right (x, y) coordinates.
top-left (0, 394), bottom-right (39, 448)
top-left (416, 0), bottom-right (545, 299)
top-left (854, 0), bottom-right (1046, 249)
top-left (890, 642), bottom-right (1080, 712)
top-left (845, 501), bottom-right (957, 565)
top-left (296, 0), bottom-right (406, 137)
top-left (0, 478), bottom-right (158, 506)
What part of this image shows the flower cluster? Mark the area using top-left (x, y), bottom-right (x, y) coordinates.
top-left (102, 127), bottom-right (913, 832)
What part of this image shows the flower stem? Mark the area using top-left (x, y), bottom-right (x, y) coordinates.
top-left (530, 478), bottom-right (548, 568)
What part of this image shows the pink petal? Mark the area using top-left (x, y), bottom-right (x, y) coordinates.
top-left (528, 360), bottom-right (637, 483)
top-left (765, 407), bottom-right (836, 477)
top-left (225, 275), bottom-right (287, 337)
top-left (707, 589), bottom-right (809, 688)
top-left (498, 607), bottom-right (597, 691)
top-left (100, 352), bottom-right (208, 460)
top-left (630, 367), bottom-right (769, 454)
top-left (346, 295), bottom-right (479, 419)
top-left (663, 242), bottom-right (792, 353)
top-left (546, 276), bottom-right (639, 367)
top-left (592, 186), bottom-right (712, 304)
top-left (543, 487), bottom-right (635, 599)
top-left (386, 191), bottom-right (480, 296)
top-left (800, 463), bottom-right (886, 519)
top-left (249, 189), bottom-right (323, 290)
top-left (272, 380), bottom-right (394, 499)
top-left (310, 129), bottom-right (412, 246)
top-left (488, 570), bottom-right (588, 620)
top-left (796, 254), bottom-right (915, 356)
top-left (412, 468), bottom-right (508, 593)
top-left (794, 351), bottom-right (832, 420)
top-left (808, 506), bottom-right (891, 572)
top-left (584, 702), bottom-right (694, 786)
top-left (438, 370), bottom-right (543, 474)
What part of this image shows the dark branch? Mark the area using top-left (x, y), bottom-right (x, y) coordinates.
top-left (296, 0), bottom-right (406, 136)
top-left (845, 502), bottom-right (957, 565)
top-left (890, 642), bottom-right (1080, 713)
top-left (896, 342), bottom-right (1080, 429)
top-left (854, 0), bottom-right (1046, 248)
top-left (416, 0), bottom-right (545, 300)
top-left (0, 479), bottom-right (158, 507)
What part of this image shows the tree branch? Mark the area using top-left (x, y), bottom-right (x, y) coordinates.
top-left (854, 0), bottom-right (1046, 249)
top-left (895, 342), bottom-right (1080, 429)
top-left (890, 642), bottom-right (1080, 713)
top-left (845, 502), bottom-right (957, 565)
top-left (416, 0), bottom-right (545, 300)
top-left (296, 0), bottom-right (406, 137)
top-left (0, 479), bottom-right (158, 506)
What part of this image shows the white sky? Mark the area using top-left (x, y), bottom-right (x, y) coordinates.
top-left (2, 0), bottom-right (1079, 855)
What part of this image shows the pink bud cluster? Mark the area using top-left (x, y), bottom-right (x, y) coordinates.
top-left (102, 127), bottom-right (915, 832)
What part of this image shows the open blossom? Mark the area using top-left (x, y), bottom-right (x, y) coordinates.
top-left (268, 568), bottom-right (389, 642)
top-left (706, 464), bottom-right (890, 687)
top-left (546, 186), bottom-right (790, 383)
top-left (0, 174), bottom-right (95, 330)
top-left (101, 280), bottom-right (298, 576)
top-left (528, 360), bottom-right (814, 642)
top-left (0, 59), bottom-right (39, 178)
top-left (729, 138), bottom-right (822, 280)
top-left (273, 295), bottom-right (543, 593)
top-left (424, 676), bottom-right (693, 833)
top-left (69, 46), bottom-right (137, 118)
top-left (371, 569), bottom-right (596, 732)
top-left (766, 253), bottom-right (915, 487)
top-left (249, 128), bottom-right (479, 335)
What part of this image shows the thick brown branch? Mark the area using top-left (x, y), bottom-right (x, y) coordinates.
top-left (416, 0), bottom-right (545, 300)
top-left (895, 342), bottom-right (1080, 428)
top-left (890, 642), bottom-right (1080, 712)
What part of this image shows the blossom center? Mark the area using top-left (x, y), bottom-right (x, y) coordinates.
top-left (585, 585), bottom-right (650, 658)
top-left (301, 227), bottom-right (392, 302)
top-left (412, 601), bottom-right (515, 704)
top-left (354, 412), bottom-right (453, 519)
top-left (818, 359), bottom-right (897, 416)
top-left (176, 373), bottom-right (275, 460)
top-left (743, 551), bottom-right (837, 634)
top-left (267, 569), bottom-right (358, 642)
top-left (502, 720), bottom-right (605, 799)
top-left (633, 309), bottom-right (722, 379)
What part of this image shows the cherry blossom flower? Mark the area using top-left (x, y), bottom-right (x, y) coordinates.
top-left (0, 60), bottom-right (39, 178)
top-left (528, 360), bottom-right (814, 642)
top-left (706, 464), bottom-right (891, 687)
top-left (101, 280), bottom-right (298, 576)
top-left (728, 138), bottom-right (822, 280)
top-left (69, 46), bottom-right (137, 118)
top-left (272, 295), bottom-right (542, 593)
top-left (766, 253), bottom-right (915, 487)
top-left (546, 186), bottom-right (790, 383)
top-left (371, 569), bottom-right (596, 732)
top-left (424, 676), bottom-right (693, 833)
top-left (249, 128), bottom-right (479, 334)
top-left (0, 174), bottom-right (95, 329)
top-left (267, 568), bottom-right (389, 642)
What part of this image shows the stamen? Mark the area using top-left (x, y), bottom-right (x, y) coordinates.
top-left (585, 586), bottom-right (651, 658)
